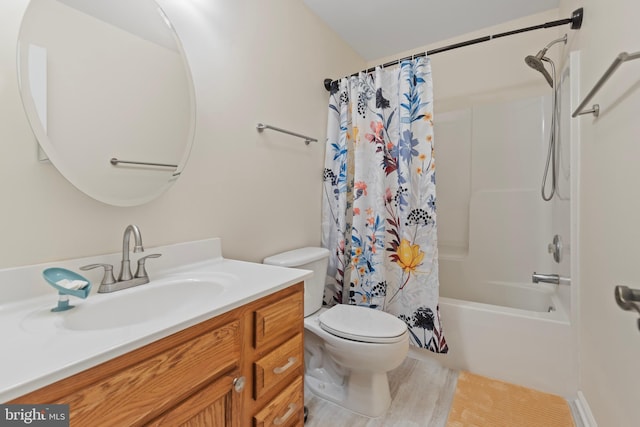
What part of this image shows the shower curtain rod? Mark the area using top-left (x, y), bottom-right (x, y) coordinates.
top-left (323, 8), bottom-right (584, 91)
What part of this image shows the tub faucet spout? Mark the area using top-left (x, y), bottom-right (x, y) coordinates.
top-left (532, 272), bottom-right (560, 285)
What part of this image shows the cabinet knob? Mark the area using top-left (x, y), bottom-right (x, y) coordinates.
top-left (233, 376), bottom-right (246, 393)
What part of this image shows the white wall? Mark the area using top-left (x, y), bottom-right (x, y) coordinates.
top-left (558, 1), bottom-right (640, 426)
top-left (0, 0), bottom-right (365, 269)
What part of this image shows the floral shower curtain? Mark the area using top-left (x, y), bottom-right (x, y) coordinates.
top-left (321, 57), bottom-right (447, 353)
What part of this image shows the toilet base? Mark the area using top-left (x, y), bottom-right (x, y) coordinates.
top-left (305, 368), bottom-right (392, 418)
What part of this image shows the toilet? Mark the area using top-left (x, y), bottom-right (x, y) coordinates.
top-left (263, 247), bottom-right (409, 418)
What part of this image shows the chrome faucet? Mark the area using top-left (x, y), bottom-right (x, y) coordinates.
top-left (532, 272), bottom-right (560, 285)
top-left (80, 224), bottom-right (161, 293)
top-left (119, 224), bottom-right (144, 281)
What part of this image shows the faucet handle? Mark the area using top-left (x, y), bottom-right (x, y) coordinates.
top-left (134, 254), bottom-right (162, 279)
top-left (80, 263), bottom-right (116, 285)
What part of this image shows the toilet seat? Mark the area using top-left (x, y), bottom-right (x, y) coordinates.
top-left (318, 304), bottom-right (407, 344)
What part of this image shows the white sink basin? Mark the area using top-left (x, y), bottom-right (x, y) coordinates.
top-left (20, 273), bottom-right (236, 333)
top-left (62, 276), bottom-right (228, 330)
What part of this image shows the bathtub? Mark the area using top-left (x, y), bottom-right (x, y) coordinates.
top-left (409, 279), bottom-right (577, 397)
top-left (421, 88), bottom-right (579, 398)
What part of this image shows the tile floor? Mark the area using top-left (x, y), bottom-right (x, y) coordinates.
top-left (304, 356), bottom-right (458, 427)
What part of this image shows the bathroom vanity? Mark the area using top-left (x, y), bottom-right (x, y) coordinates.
top-left (0, 238), bottom-right (308, 426)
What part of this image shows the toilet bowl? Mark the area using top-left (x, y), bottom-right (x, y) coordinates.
top-left (304, 305), bottom-right (409, 417)
top-left (263, 247), bottom-right (409, 417)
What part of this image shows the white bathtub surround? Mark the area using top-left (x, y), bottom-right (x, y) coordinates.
top-left (431, 60), bottom-right (580, 398)
top-left (436, 96), bottom-right (554, 278)
top-left (322, 58), bottom-right (446, 353)
top-left (0, 238), bottom-right (311, 402)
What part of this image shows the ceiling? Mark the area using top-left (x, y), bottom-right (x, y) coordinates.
top-left (303, 0), bottom-right (560, 61)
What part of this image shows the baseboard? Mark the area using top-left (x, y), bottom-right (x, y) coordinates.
top-left (571, 391), bottom-right (597, 427)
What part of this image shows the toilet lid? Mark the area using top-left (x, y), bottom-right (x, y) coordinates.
top-left (318, 305), bottom-right (407, 344)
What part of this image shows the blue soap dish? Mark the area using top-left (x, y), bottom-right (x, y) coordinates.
top-left (42, 267), bottom-right (92, 312)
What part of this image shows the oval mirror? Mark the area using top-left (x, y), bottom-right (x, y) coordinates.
top-left (17, 0), bottom-right (196, 206)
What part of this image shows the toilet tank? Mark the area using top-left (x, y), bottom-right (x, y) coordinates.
top-left (263, 247), bottom-right (330, 317)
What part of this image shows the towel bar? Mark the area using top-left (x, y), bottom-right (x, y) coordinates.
top-left (110, 158), bottom-right (178, 169)
top-left (256, 123), bottom-right (317, 145)
top-left (572, 51), bottom-right (640, 117)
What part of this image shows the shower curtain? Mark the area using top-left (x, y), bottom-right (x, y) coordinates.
top-left (321, 57), bottom-right (447, 353)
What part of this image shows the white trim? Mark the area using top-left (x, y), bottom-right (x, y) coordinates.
top-left (574, 391), bottom-right (598, 427)
top-left (568, 48), bottom-right (582, 400)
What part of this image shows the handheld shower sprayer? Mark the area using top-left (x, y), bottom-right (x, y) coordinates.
top-left (524, 34), bottom-right (567, 87)
top-left (527, 34), bottom-right (568, 202)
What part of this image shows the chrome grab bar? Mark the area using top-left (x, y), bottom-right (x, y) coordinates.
top-left (572, 51), bottom-right (640, 118)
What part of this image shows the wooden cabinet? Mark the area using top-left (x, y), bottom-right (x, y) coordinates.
top-left (10, 283), bottom-right (304, 427)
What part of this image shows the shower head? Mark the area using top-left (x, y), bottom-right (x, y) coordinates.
top-left (525, 53), bottom-right (554, 87)
top-left (525, 34), bottom-right (567, 88)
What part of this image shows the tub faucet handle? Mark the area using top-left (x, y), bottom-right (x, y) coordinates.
top-left (547, 234), bottom-right (563, 263)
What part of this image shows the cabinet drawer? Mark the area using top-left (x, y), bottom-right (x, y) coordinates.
top-left (254, 289), bottom-right (303, 350)
top-left (254, 333), bottom-right (303, 399)
top-left (253, 376), bottom-right (304, 427)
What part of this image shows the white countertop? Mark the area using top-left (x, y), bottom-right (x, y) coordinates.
top-left (0, 238), bottom-right (311, 402)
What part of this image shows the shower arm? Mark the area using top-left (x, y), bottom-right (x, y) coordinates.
top-left (537, 35), bottom-right (569, 60)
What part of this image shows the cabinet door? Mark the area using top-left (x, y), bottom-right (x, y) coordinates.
top-left (13, 319), bottom-right (242, 426)
top-left (148, 373), bottom-right (242, 427)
